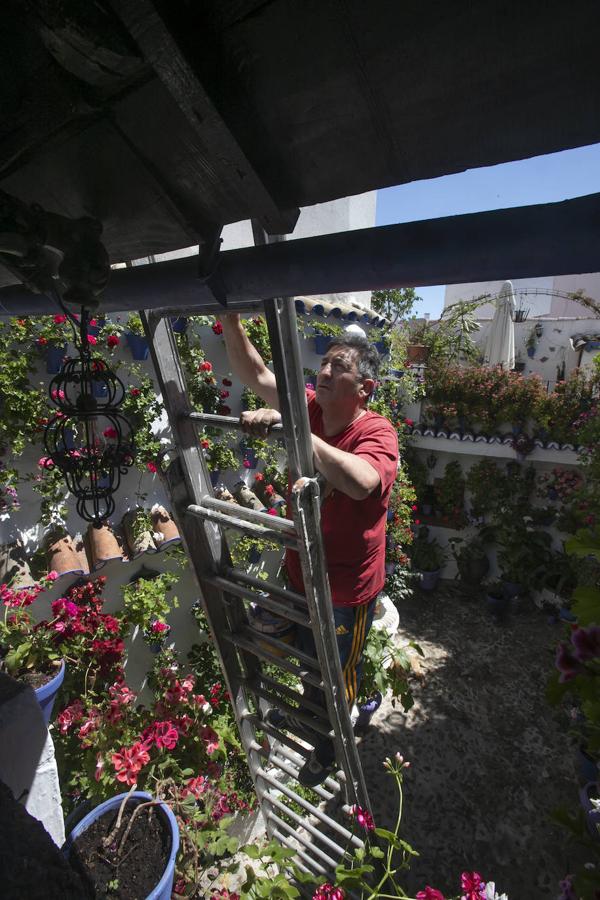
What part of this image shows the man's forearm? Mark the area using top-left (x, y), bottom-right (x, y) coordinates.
top-left (311, 435), bottom-right (380, 501)
top-left (221, 315), bottom-right (279, 409)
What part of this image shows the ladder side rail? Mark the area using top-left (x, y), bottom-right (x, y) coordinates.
top-left (263, 293), bottom-right (371, 813)
top-left (140, 311), bottom-right (273, 822)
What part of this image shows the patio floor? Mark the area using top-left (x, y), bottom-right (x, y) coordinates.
top-left (355, 582), bottom-right (587, 900)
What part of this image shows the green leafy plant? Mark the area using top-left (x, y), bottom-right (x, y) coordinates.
top-left (410, 527), bottom-right (446, 573)
top-left (125, 313), bottom-right (145, 336)
top-left (466, 459), bottom-right (508, 519)
top-left (122, 572), bottom-right (179, 637)
top-left (243, 316), bottom-right (272, 362)
top-left (0, 572), bottom-right (63, 680)
top-left (311, 320), bottom-right (344, 338)
top-left (120, 367), bottom-right (163, 470)
top-left (435, 460), bottom-right (465, 519)
top-left (358, 626), bottom-right (421, 710)
top-left (371, 288), bottom-right (420, 326)
top-left (200, 433), bottom-right (239, 472)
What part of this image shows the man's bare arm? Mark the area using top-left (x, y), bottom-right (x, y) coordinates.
top-left (311, 434), bottom-right (380, 501)
top-left (221, 314), bottom-right (279, 410)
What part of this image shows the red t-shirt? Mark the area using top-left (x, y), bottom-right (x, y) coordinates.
top-left (285, 390), bottom-right (398, 607)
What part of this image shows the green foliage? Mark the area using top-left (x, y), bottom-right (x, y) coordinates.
top-left (359, 625), bottom-right (420, 710)
top-left (120, 366), bottom-right (163, 469)
top-left (201, 432), bottom-right (239, 472)
top-left (410, 527), bottom-right (446, 572)
top-left (243, 316), bottom-right (272, 362)
top-left (371, 288), bottom-right (420, 325)
top-left (466, 459), bottom-right (508, 518)
top-left (125, 313), bottom-right (145, 336)
top-left (122, 571), bottom-right (179, 634)
top-left (311, 319), bottom-right (344, 338)
top-left (435, 460), bottom-right (465, 517)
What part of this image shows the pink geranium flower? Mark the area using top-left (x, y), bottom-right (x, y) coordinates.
top-left (147, 461), bottom-right (157, 473)
top-left (87, 334), bottom-right (97, 345)
top-left (417, 889), bottom-right (445, 900)
top-left (153, 721), bottom-right (179, 750)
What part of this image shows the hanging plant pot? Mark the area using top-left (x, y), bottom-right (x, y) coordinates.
top-left (45, 531), bottom-right (88, 578)
top-left (87, 318), bottom-right (106, 338)
top-left (356, 691), bottom-right (383, 728)
top-left (209, 469), bottom-right (221, 488)
top-left (170, 316), bottom-right (188, 334)
top-left (314, 334), bottom-right (332, 355)
top-left (240, 443), bottom-right (258, 469)
top-left (126, 332), bottom-right (149, 361)
top-left (122, 509), bottom-right (157, 557)
top-left (375, 340), bottom-right (389, 355)
top-left (406, 344), bottom-right (429, 365)
top-left (526, 346), bottom-right (536, 359)
top-left (151, 505), bottom-right (180, 549)
top-left (64, 791), bottom-right (179, 900)
top-left (45, 344), bottom-right (67, 374)
top-left (34, 660), bottom-right (66, 726)
top-left (418, 568), bottom-right (441, 591)
top-left (92, 380), bottom-right (108, 399)
top-left (86, 524), bottom-right (126, 570)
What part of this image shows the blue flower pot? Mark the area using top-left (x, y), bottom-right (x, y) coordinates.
top-left (527, 346), bottom-right (536, 358)
top-left (209, 469), bottom-right (221, 488)
top-left (419, 569), bottom-right (441, 591)
top-left (356, 691), bottom-right (383, 727)
top-left (486, 591), bottom-right (510, 622)
top-left (248, 547), bottom-right (262, 564)
top-left (387, 508), bottom-right (395, 522)
top-left (46, 344), bottom-right (67, 374)
top-left (34, 660), bottom-right (65, 726)
top-left (170, 316), bottom-right (188, 334)
top-left (64, 791), bottom-right (179, 900)
top-left (375, 340), bottom-right (389, 355)
top-left (240, 444), bottom-right (258, 469)
top-left (92, 380), bottom-right (109, 399)
top-left (126, 332), bottom-right (149, 361)
top-left (314, 334), bottom-right (332, 355)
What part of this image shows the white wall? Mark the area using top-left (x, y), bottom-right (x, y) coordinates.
top-left (444, 272), bottom-right (600, 319)
top-left (147, 192), bottom-right (377, 309)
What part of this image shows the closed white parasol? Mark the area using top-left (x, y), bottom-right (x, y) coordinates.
top-left (483, 280), bottom-right (516, 368)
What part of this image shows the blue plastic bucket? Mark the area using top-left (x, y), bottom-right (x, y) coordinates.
top-left (64, 791), bottom-right (179, 900)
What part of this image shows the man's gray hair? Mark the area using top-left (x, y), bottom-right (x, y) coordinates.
top-left (329, 333), bottom-right (380, 383)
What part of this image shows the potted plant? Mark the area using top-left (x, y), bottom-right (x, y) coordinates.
top-left (525, 325), bottom-right (538, 358)
top-left (466, 459), bottom-right (507, 522)
top-left (0, 571), bottom-right (66, 724)
top-left (311, 320), bottom-right (343, 355)
top-left (200, 434), bottom-right (239, 484)
top-left (122, 571), bottom-right (179, 648)
top-left (125, 313), bottom-right (149, 360)
top-left (356, 625), bottom-right (419, 726)
top-left (448, 534), bottom-right (491, 586)
top-left (435, 460), bottom-right (466, 524)
top-left (410, 527), bottom-right (446, 591)
top-left (64, 790), bottom-right (180, 899)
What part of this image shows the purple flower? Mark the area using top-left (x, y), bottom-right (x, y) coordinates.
top-left (555, 643), bottom-right (583, 682)
top-left (571, 625), bottom-right (600, 662)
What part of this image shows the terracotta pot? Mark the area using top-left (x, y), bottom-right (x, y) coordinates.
top-left (232, 482), bottom-right (264, 511)
top-left (406, 344), bottom-right (429, 365)
top-left (122, 509), bottom-right (157, 557)
top-left (151, 505), bottom-right (180, 548)
top-left (86, 524), bottom-right (126, 570)
top-left (45, 531), bottom-right (89, 577)
top-left (0, 541), bottom-right (34, 588)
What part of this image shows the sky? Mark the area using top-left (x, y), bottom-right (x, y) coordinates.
top-left (375, 143), bottom-right (600, 318)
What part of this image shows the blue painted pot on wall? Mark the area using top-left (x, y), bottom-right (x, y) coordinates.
top-left (375, 340), bottom-right (389, 355)
top-left (92, 380), bottom-right (109, 399)
top-left (209, 470), bottom-right (221, 488)
top-left (64, 790), bottom-right (180, 900)
top-left (240, 444), bottom-right (258, 469)
top-left (526, 346), bottom-right (536, 358)
top-left (35, 660), bottom-right (65, 726)
top-left (46, 344), bottom-right (67, 374)
top-left (170, 317), bottom-right (188, 334)
top-left (313, 334), bottom-right (331, 355)
top-left (419, 569), bottom-right (441, 591)
top-left (126, 332), bottom-right (149, 360)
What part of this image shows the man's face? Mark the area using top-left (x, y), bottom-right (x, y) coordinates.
top-left (315, 346), bottom-right (372, 413)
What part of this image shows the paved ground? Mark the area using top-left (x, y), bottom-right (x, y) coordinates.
top-left (354, 583), bottom-right (587, 899)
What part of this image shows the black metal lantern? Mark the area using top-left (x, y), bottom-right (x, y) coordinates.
top-left (43, 306), bottom-right (135, 524)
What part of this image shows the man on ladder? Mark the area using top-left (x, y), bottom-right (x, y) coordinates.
top-left (222, 313), bottom-right (398, 786)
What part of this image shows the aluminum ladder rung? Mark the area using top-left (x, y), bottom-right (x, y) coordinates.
top-left (220, 566), bottom-right (309, 607)
top-left (221, 630), bottom-right (323, 685)
top-left (186, 502), bottom-right (298, 547)
top-left (246, 684), bottom-right (332, 738)
top-left (200, 494), bottom-right (296, 535)
top-left (270, 742), bottom-right (343, 795)
top-left (204, 574), bottom-right (311, 627)
top-left (186, 411), bottom-right (284, 434)
top-left (242, 712), bottom-right (311, 759)
top-left (262, 783), bottom-right (350, 859)
top-left (258, 766), bottom-right (364, 848)
top-left (256, 672), bottom-right (327, 717)
top-left (271, 826), bottom-right (334, 874)
top-left (264, 748), bottom-right (338, 803)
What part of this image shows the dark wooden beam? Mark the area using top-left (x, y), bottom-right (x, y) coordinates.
top-left (2, 192), bottom-right (600, 315)
top-left (108, 0), bottom-right (299, 236)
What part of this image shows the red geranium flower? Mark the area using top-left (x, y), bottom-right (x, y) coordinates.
top-left (212, 321), bottom-right (223, 335)
top-left (107, 334), bottom-right (120, 348)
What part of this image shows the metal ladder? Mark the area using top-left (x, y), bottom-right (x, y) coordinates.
top-left (141, 289), bottom-right (371, 883)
